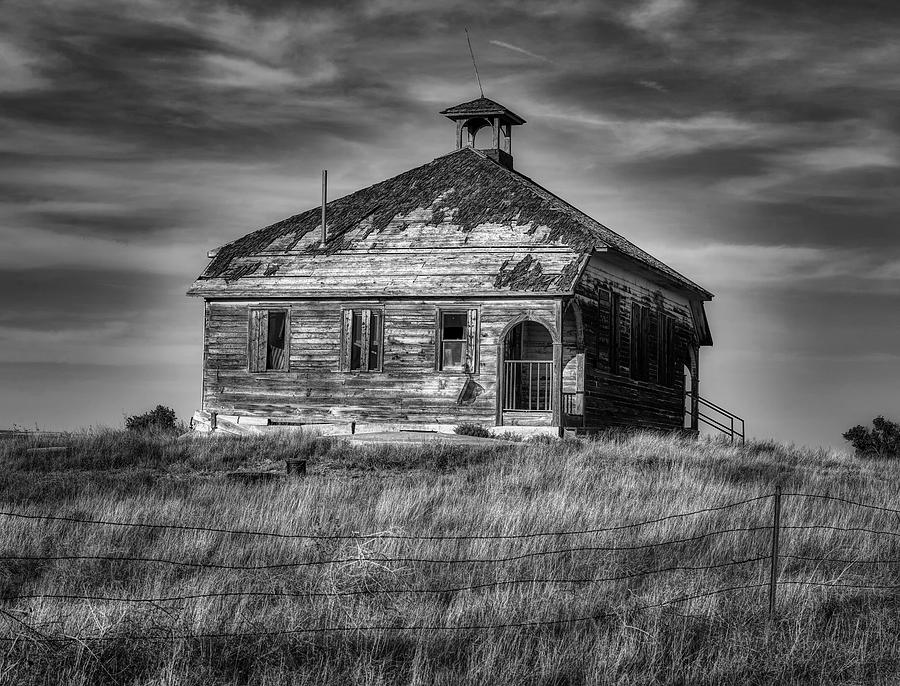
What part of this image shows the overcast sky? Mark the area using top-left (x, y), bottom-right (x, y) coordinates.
top-left (1, 0), bottom-right (897, 447)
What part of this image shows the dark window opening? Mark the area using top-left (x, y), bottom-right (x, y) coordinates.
top-left (440, 312), bottom-right (467, 370)
top-left (437, 309), bottom-right (478, 373)
top-left (344, 309), bottom-right (383, 372)
top-left (610, 293), bottom-right (620, 374)
top-left (597, 288), bottom-right (621, 374)
top-left (350, 311), bottom-right (363, 371)
top-left (266, 311), bottom-right (286, 370)
top-left (249, 309), bottom-right (289, 373)
top-left (369, 311), bottom-right (383, 371)
top-left (630, 303), bottom-right (652, 382)
top-left (657, 313), bottom-right (675, 387)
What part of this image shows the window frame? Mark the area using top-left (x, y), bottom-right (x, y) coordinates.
top-left (657, 311), bottom-right (675, 388)
top-left (341, 307), bottom-right (384, 373)
top-left (247, 307), bottom-right (291, 373)
top-left (597, 287), bottom-right (621, 375)
top-left (630, 303), bottom-right (652, 383)
top-left (436, 307), bottom-right (479, 374)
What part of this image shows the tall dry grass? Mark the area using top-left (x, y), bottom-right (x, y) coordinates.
top-left (0, 430), bottom-right (896, 685)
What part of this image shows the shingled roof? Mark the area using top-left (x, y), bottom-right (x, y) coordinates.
top-left (187, 147), bottom-right (711, 299)
top-left (439, 97), bottom-right (526, 124)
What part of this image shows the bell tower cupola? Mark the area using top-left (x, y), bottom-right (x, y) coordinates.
top-left (440, 97), bottom-right (525, 170)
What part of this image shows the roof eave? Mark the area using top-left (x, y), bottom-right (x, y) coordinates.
top-left (187, 278), bottom-right (574, 299)
top-left (441, 112), bottom-right (526, 125)
top-left (439, 103), bottom-right (526, 125)
top-left (593, 248), bottom-right (714, 300)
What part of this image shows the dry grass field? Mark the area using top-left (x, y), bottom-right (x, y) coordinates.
top-left (0, 430), bottom-right (897, 685)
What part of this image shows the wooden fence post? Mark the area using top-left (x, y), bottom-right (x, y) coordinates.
top-left (768, 486), bottom-right (782, 619)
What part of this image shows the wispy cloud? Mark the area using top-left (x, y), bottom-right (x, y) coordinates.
top-left (623, 0), bottom-right (694, 44)
top-left (536, 108), bottom-right (770, 157)
top-left (655, 243), bottom-right (900, 295)
top-left (489, 40), bottom-right (553, 63)
top-left (0, 38), bottom-right (48, 92)
top-left (636, 79), bottom-right (668, 93)
top-left (200, 54), bottom-right (333, 90)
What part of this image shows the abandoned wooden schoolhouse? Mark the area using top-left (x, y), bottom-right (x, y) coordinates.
top-left (188, 97), bottom-right (741, 438)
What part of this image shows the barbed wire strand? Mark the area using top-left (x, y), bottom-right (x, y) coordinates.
top-left (782, 493), bottom-right (900, 516)
top-left (0, 526), bottom-right (771, 570)
top-left (781, 554), bottom-right (900, 565)
top-left (781, 525), bottom-right (900, 538)
top-left (0, 494), bottom-right (771, 542)
top-left (0, 583), bottom-right (771, 642)
top-left (0, 556), bottom-right (768, 605)
top-left (779, 580), bottom-right (900, 590)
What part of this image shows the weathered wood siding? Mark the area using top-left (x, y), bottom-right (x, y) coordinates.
top-left (203, 297), bottom-right (559, 425)
top-left (575, 255), bottom-right (696, 431)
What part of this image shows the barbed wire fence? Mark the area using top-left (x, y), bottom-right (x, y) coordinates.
top-left (0, 491), bottom-right (896, 643)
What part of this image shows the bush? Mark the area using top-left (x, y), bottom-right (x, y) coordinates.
top-left (453, 422), bottom-right (491, 438)
top-left (125, 405), bottom-right (180, 434)
top-left (843, 416), bottom-right (900, 458)
top-left (493, 431), bottom-right (524, 442)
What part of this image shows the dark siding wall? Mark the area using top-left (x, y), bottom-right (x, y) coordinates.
top-left (575, 257), bottom-right (696, 431)
top-left (203, 297), bottom-right (558, 425)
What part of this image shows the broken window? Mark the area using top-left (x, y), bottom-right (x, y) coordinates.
top-left (368, 311), bottom-right (383, 371)
top-left (350, 311), bottom-right (364, 370)
top-left (342, 309), bottom-right (383, 372)
top-left (248, 309), bottom-right (289, 372)
top-left (438, 309), bottom-right (478, 372)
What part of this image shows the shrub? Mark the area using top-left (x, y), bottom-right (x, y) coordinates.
top-left (125, 405), bottom-right (180, 434)
top-left (493, 431), bottom-right (524, 442)
top-left (453, 422), bottom-right (491, 438)
top-left (843, 416), bottom-right (900, 458)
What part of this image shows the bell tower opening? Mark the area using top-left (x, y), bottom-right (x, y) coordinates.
top-left (439, 97), bottom-right (525, 170)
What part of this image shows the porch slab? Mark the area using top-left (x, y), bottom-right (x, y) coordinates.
top-left (345, 431), bottom-right (516, 446)
top-left (500, 410), bottom-right (553, 426)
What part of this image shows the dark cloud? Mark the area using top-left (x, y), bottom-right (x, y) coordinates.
top-left (616, 145), bottom-right (772, 182)
top-left (0, 268), bottom-right (179, 331)
top-left (0, 1), bottom-right (410, 160)
top-left (27, 208), bottom-right (179, 238)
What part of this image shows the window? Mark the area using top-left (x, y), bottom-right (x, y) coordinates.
top-left (657, 312), bottom-right (675, 387)
top-left (438, 309), bottom-right (478, 372)
top-left (342, 309), bottom-right (383, 372)
top-left (598, 287), bottom-right (621, 374)
top-left (248, 309), bottom-right (289, 372)
top-left (630, 303), bottom-right (652, 382)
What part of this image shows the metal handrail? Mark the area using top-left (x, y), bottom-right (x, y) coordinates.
top-left (686, 391), bottom-right (745, 444)
top-left (697, 411), bottom-right (734, 435)
top-left (693, 393), bottom-right (737, 419)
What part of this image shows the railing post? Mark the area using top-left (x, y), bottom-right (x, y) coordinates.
top-left (768, 486), bottom-right (782, 619)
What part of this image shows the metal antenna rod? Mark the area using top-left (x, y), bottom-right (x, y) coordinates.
top-left (465, 28), bottom-right (484, 97)
top-left (321, 169), bottom-right (327, 247)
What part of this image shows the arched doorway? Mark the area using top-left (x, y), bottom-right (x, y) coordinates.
top-left (500, 320), bottom-right (555, 424)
